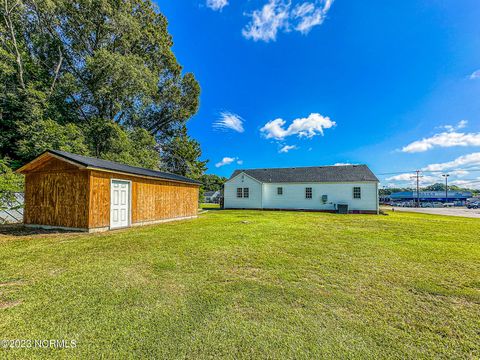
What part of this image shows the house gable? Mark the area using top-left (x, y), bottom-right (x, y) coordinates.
top-left (226, 171), bottom-right (263, 185)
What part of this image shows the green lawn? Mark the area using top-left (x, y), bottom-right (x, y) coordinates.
top-left (0, 211), bottom-right (479, 359)
top-left (200, 203), bottom-right (220, 209)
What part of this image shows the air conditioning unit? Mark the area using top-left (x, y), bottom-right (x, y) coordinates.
top-left (337, 204), bottom-right (348, 214)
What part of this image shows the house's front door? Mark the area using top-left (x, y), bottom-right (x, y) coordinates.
top-left (110, 180), bottom-right (130, 229)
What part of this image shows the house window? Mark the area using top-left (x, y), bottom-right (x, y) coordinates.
top-left (277, 187), bottom-right (283, 195)
top-left (305, 187), bottom-right (312, 199)
top-left (353, 187), bottom-right (361, 199)
top-left (243, 188), bottom-right (249, 198)
top-left (237, 188), bottom-right (243, 198)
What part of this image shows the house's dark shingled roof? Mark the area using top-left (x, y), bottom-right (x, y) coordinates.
top-left (48, 150), bottom-right (201, 185)
top-left (230, 165), bottom-right (378, 183)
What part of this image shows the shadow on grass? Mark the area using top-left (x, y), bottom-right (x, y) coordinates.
top-left (0, 224), bottom-right (81, 237)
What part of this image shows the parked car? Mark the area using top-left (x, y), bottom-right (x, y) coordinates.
top-left (467, 202), bottom-right (479, 209)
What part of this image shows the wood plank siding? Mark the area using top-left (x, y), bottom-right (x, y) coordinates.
top-left (24, 159), bottom-right (90, 229)
top-left (21, 154), bottom-right (199, 231)
top-left (88, 170), bottom-right (199, 229)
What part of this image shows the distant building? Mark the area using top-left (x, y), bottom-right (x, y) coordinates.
top-left (204, 190), bottom-right (221, 203)
top-left (390, 191), bottom-right (472, 203)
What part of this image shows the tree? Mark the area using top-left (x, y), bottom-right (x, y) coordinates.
top-left (0, 0), bottom-right (204, 175)
top-left (0, 157), bottom-right (23, 210)
top-left (379, 187), bottom-right (411, 196)
top-left (86, 120), bottom-right (160, 169)
top-left (200, 174), bottom-right (227, 192)
top-left (423, 183), bottom-right (445, 192)
top-left (160, 126), bottom-right (207, 180)
top-left (16, 119), bottom-right (89, 160)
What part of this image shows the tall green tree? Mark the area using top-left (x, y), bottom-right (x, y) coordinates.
top-left (0, 0), bottom-right (204, 174)
top-left (200, 174), bottom-right (227, 192)
top-left (160, 126), bottom-right (207, 180)
top-left (16, 119), bottom-right (89, 159)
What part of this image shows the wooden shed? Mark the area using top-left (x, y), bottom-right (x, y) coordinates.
top-left (16, 150), bottom-right (201, 232)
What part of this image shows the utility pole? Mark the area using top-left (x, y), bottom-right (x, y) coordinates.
top-left (411, 170), bottom-right (423, 207)
top-left (442, 174), bottom-right (450, 204)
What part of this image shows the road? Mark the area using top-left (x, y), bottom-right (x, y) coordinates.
top-left (385, 206), bottom-right (480, 219)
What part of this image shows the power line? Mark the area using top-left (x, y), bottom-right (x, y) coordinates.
top-left (377, 168), bottom-right (480, 176)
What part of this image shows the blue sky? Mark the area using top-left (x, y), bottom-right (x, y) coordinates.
top-left (156, 0), bottom-right (480, 188)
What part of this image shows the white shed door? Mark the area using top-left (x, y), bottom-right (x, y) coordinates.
top-left (110, 180), bottom-right (130, 229)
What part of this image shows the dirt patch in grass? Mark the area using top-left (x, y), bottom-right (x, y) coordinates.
top-left (0, 224), bottom-right (83, 238)
top-left (0, 280), bottom-right (25, 287)
top-left (0, 300), bottom-right (22, 309)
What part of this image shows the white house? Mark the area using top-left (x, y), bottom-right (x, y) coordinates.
top-left (223, 165), bottom-right (379, 214)
top-left (204, 190), bottom-right (221, 203)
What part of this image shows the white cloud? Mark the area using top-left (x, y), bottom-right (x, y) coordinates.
top-left (279, 145), bottom-right (297, 153)
top-left (450, 179), bottom-right (480, 190)
top-left (293, 0), bottom-right (332, 34)
top-left (215, 157), bottom-right (236, 167)
top-left (206, 0), bottom-right (228, 11)
top-left (385, 173), bottom-right (438, 185)
top-left (441, 120), bottom-right (468, 132)
top-left (215, 157), bottom-right (243, 167)
top-left (242, 0), bottom-right (290, 42)
top-left (292, 2), bottom-right (315, 17)
top-left (401, 121), bottom-right (480, 153)
top-left (402, 132), bottom-right (480, 153)
top-left (213, 112), bottom-right (245, 133)
top-left (242, 0), bottom-right (334, 42)
top-left (260, 113), bottom-right (335, 140)
top-left (449, 169), bottom-right (470, 177)
top-left (457, 120), bottom-right (468, 129)
top-left (422, 152), bottom-right (480, 171)
top-left (469, 69), bottom-right (480, 80)
top-left (333, 162), bottom-right (355, 166)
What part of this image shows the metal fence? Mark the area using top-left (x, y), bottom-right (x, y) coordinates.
top-left (0, 192), bottom-right (24, 224)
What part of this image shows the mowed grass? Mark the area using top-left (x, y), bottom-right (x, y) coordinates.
top-left (0, 211), bottom-right (479, 359)
top-left (200, 203), bottom-right (220, 209)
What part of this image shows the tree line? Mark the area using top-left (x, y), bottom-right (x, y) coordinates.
top-left (379, 183), bottom-right (479, 196)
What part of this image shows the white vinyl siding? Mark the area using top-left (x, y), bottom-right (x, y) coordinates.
top-left (262, 182), bottom-right (378, 211)
top-left (224, 173), bottom-right (262, 209)
top-left (225, 172), bottom-right (378, 212)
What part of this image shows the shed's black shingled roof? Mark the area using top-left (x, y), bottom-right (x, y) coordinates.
top-left (49, 150), bottom-right (201, 185)
top-left (230, 165), bottom-right (378, 183)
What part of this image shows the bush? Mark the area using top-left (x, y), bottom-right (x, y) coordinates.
top-left (0, 158), bottom-right (24, 210)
